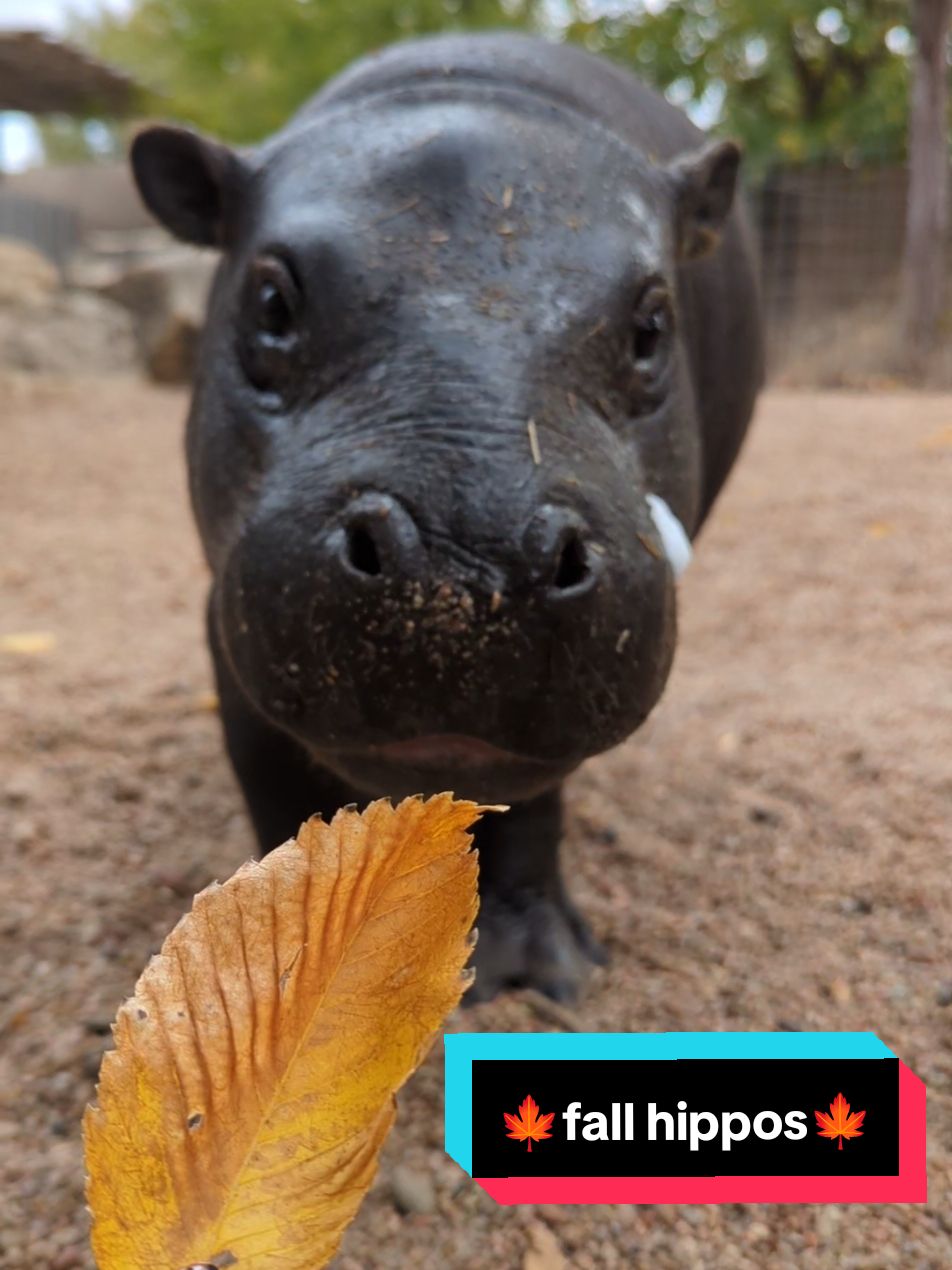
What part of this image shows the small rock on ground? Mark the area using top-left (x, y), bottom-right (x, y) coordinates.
top-left (390, 1165), bottom-right (437, 1216)
top-left (523, 1221), bottom-right (568, 1270)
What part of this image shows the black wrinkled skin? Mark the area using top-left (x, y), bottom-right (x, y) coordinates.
top-left (132, 33), bottom-right (763, 1002)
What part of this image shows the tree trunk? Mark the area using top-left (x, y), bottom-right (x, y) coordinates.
top-left (901, 0), bottom-right (951, 365)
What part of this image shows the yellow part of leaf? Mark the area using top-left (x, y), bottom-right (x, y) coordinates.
top-left (865, 520), bottom-right (895, 540)
top-left (919, 424), bottom-right (952, 450)
top-left (84, 794), bottom-right (484, 1270)
top-left (0, 630), bottom-right (56, 654)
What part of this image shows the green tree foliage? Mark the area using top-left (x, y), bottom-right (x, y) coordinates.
top-left (566, 0), bottom-right (913, 171)
top-left (37, 117), bottom-right (119, 164)
top-left (86, 0), bottom-right (535, 143)
top-left (82, 0), bottom-right (915, 169)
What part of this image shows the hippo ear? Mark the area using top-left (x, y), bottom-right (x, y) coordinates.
top-left (130, 125), bottom-right (248, 248)
top-left (668, 139), bottom-right (741, 261)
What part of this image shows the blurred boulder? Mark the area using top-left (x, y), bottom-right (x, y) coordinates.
top-left (0, 239), bottom-right (59, 309)
top-left (99, 253), bottom-right (216, 384)
top-left (0, 290), bottom-right (138, 375)
top-left (0, 233), bottom-right (216, 380)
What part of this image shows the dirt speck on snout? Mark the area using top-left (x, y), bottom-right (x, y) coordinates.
top-left (1, 373), bottom-right (950, 1267)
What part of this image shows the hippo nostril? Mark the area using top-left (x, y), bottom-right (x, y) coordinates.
top-left (524, 503), bottom-right (601, 602)
top-left (333, 492), bottom-right (426, 585)
top-left (346, 523), bottom-right (382, 577)
top-left (553, 532), bottom-right (590, 591)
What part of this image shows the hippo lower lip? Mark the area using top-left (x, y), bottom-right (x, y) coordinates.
top-left (367, 734), bottom-right (533, 767)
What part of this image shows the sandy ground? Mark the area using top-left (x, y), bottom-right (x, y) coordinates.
top-left (0, 376), bottom-right (950, 1269)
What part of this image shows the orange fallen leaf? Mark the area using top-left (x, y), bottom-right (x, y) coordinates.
top-left (865, 521), bottom-right (895, 540)
top-left (815, 1091), bottom-right (866, 1150)
top-left (0, 631), bottom-right (56, 655)
top-left (919, 424), bottom-right (952, 450)
top-left (504, 1094), bottom-right (555, 1153)
top-left (85, 795), bottom-right (489, 1270)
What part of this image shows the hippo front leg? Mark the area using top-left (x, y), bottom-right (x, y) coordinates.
top-left (208, 597), bottom-right (359, 854)
top-left (468, 788), bottom-right (607, 1004)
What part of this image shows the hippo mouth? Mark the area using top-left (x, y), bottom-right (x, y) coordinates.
top-left (307, 730), bottom-right (582, 802)
top-left (366, 733), bottom-right (537, 768)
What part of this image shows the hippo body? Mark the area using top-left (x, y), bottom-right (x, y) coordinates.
top-left (132, 33), bottom-right (763, 1001)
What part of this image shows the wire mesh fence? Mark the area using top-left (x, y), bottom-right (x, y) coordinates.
top-left (748, 161), bottom-right (950, 385)
top-left (0, 191), bottom-right (80, 277)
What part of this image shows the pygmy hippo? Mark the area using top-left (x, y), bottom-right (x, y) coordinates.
top-left (131, 33), bottom-right (763, 1002)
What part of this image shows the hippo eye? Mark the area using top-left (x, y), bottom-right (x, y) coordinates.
top-left (249, 256), bottom-right (298, 341)
top-left (257, 279), bottom-right (292, 336)
top-left (240, 255), bottom-right (301, 395)
top-left (631, 287), bottom-right (672, 369)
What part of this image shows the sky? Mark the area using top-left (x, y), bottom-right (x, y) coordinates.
top-left (0, 0), bottom-right (131, 169)
top-left (0, 0), bottom-right (130, 35)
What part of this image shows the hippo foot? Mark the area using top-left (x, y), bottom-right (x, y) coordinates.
top-left (467, 890), bottom-right (607, 1005)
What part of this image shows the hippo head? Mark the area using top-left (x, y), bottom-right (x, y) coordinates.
top-left (131, 90), bottom-right (740, 803)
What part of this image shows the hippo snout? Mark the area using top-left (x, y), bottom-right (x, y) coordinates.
top-left (326, 490), bottom-right (602, 607)
top-left (215, 458), bottom-right (677, 791)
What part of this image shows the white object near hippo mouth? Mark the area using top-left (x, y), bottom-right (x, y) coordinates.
top-left (646, 493), bottom-right (693, 579)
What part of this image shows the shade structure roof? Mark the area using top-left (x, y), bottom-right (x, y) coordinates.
top-left (0, 30), bottom-right (139, 116)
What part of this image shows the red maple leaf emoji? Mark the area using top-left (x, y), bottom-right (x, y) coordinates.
top-left (504, 1094), bottom-right (555, 1152)
top-left (815, 1091), bottom-right (866, 1150)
